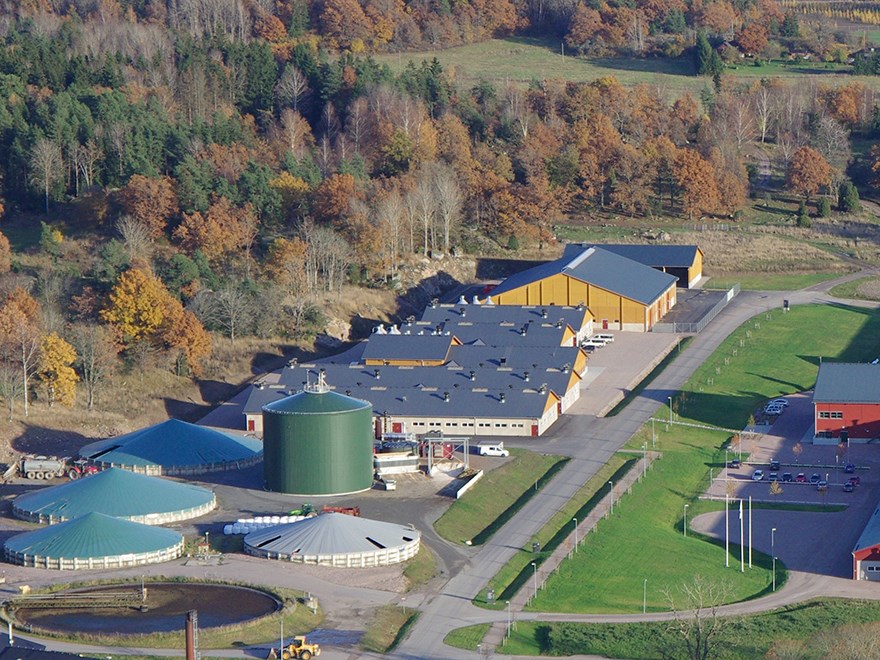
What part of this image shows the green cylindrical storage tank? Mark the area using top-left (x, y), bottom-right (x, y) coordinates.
top-left (262, 385), bottom-right (373, 496)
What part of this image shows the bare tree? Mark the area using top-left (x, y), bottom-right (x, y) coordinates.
top-left (374, 187), bottom-right (405, 279)
top-left (813, 115), bottom-right (851, 171)
top-left (0, 312), bottom-right (41, 418)
top-left (29, 138), bottom-right (63, 215)
top-left (504, 84), bottom-right (533, 140)
top-left (280, 108), bottom-right (314, 159)
top-left (71, 323), bottom-right (119, 411)
top-left (35, 270), bottom-right (71, 335)
top-left (432, 164), bottom-right (463, 254)
top-left (275, 64), bottom-right (309, 112)
top-left (0, 363), bottom-right (23, 420)
top-left (663, 576), bottom-right (731, 660)
top-left (75, 139), bottom-right (102, 191)
top-left (201, 284), bottom-right (256, 343)
top-left (116, 215), bottom-right (154, 264)
top-left (753, 86), bottom-right (775, 144)
top-left (413, 169), bottom-right (436, 255)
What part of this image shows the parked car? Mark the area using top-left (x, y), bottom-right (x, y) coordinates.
top-left (770, 460), bottom-right (781, 471)
top-left (594, 333), bottom-right (615, 343)
top-left (795, 473), bottom-right (807, 483)
top-left (844, 463), bottom-right (856, 474)
top-left (768, 399), bottom-right (789, 408)
top-left (728, 459), bottom-right (741, 469)
top-left (809, 473), bottom-right (821, 484)
top-left (768, 472), bottom-right (779, 482)
top-left (782, 472), bottom-right (793, 483)
top-left (843, 482), bottom-right (855, 493)
top-left (764, 405), bottom-right (783, 415)
top-left (478, 442), bottom-right (510, 457)
top-left (752, 469), bottom-right (765, 481)
top-left (848, 476), bottom-right (861, 487)
top-left (817, 480), bottom-right (828, 492)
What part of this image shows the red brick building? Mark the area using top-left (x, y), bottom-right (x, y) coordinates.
top-left (813, 363), bottom-right (880, 442)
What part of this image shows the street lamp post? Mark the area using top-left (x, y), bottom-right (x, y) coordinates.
top-left (531, 562), bottom-right (538, 601)
top-left (683, 504), bottom-right (689, 537)
top-left (572, 517), bottom-right (578, 551)
top-left (651, 417), bottom-right (656, 448)
top-left (506, 600), bottom-right (511, 638)
top-left (643, 578), bottom-right (647, 614)
top-left (771, 527), bottom-right (777, 592)
top-left (668, 396), bottom-right (673, 424)
top-left (642, 443), bottom-right (647, 477)
top-left (608, 480), bottom-right (614, 513)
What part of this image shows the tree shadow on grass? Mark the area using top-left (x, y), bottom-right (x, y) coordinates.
top-left (589, 56), bottom-right (695, 76)
top-left (10, 424), bottom-right (93, 457)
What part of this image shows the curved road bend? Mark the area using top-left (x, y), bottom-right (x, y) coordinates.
top-left (393, 281), bottom-right (866, 660)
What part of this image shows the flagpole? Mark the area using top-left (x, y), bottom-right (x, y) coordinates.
top-left (748, 495), bottom-right (752, 569)
top-left (725, 493), bottom-right (729, 568)
top-left (739, 499), bottom-right (745, 573)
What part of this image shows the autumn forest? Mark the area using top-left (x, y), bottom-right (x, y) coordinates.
top-left (0, 0), bottom-right (874, 430)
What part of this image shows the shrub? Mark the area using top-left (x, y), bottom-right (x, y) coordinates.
top-left (839, 180), bottom-right (860, 213)
top-left (818, 197), bottom-right (831, 217)
top-left (507, 235), bottom-right (520, 251)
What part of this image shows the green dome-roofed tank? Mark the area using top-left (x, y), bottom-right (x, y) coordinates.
top-left (262, 386), bottom-right (373, 496)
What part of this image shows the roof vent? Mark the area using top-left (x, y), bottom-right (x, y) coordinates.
top-left (373, 324), bottom-right (387, 334)
top-left (389, 324), bottom-right (401, 335)
top-left (472, 295), bottom-right (481, 305)
top-left (443, 391), bottom-right (450, 402)
top-left (499, 393), bottom-right (506, 403)
top-left (562, 363), bottom-right (570, 373)
top-left (460, 307), bottom-right (466, 317)
top-left (345, 390), bottom-right (352, 396)
top-left (500, 357), bottom-right (507, 365)
top-left (431, 298), bottom-right (439, 308)
top-left (257, 382), bottom-right (265, 390)
top-left (541, 308), bottom-right (547, 318)
top-left (486, 295), bottom-right (494, 305)
top-left (556, 319), bottom-right (563, 328)
top-left (520, 325), bottom-right (528, 335)
top-left (539, 383), bottom-right (547, 394)
top-left (577, 302), bottom-right (584, 311)
top-left (524, 371), bottom-right (530, 382)
top-left (469, 370), bottom-right (476, 381)
top-left (374, 369), bottom-right (381, 380)
top-left (288, 357), bottom-right (298, 367)
top-left (458, 295), bottom-right (468, 304)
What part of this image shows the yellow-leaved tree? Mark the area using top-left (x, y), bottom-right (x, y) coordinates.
top-left (38, 332), bottom-right (78, 407)
top-left (100, 268), bottom-right (172, 343)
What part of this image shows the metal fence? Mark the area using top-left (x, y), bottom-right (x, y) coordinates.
top-left (653, 283), bottom-right (740, 334)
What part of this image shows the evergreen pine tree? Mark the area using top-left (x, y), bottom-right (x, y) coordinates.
top-left (839, 180), bottom-right (861, 212)
top-left (695, 32), bottom-right (713, 75)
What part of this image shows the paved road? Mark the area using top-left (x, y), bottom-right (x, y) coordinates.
top-left (392, 280), bottom-right (871, 659)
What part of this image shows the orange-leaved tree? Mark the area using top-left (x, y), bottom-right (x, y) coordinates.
top-left (173, 196), bottom-right (258, 262)
top-left (786, 146), bottom-right (833, 201)
top-left (38, 332), bottom-right (78, 407)
top-left (673, 148), bottom-right (719, 219)
top-left (163, 305), bottom-right (212, 377)
top-left (116, 175), bottom-right (178, 238)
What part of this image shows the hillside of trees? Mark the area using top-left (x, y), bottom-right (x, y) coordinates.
top-left (0, 1), bottom-right (874, 433)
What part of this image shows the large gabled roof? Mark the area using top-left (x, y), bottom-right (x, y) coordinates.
top-left (244, 512), bottom-right (419, 556)
top-left (12, 468), bottom-right (216, 523)
top-left (420, 303), bottom-right (591, 330)
top-left (813, 363), bottom-right (880, 404)
top-left (563, 243), bottom-right (701, 268)
top-left (4, 512), bottom-right (182, 559)
top-left (400, 320), bottom-right (572, 348)
top-left (361, 334), bottom-right (457, 362)
top-left (488, 247), bottom-right (677, 305)
top-left (79, 419), bottom-right (262, 469)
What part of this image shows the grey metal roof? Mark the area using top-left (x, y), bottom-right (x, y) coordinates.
top-left (401, 320), bottom-right (572, 348)
top-left (563, 243), bottom-right (700, 268)
top-left (79, 419), bottom-right (262, 469)
top-left (489, 246), bottom-right (677, 305)
top-left (813, 363), bottom-right (880, 403)
top-left (420, 303), bottom-right (590, 331)
top-left (361, 334), bottom-right (455, 362)
top-left (12, 468), bottom-right (216, 523)
top-left (244, 512), bottom-right (419, 556)
top-left (4, 512), bottom-right (182, 559)
top-left (448, 344), bottom-right (583, 370)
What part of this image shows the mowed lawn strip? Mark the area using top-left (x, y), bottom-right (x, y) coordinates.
top-left (475, 454), bottom-right (630, 608)
top-left (530, 304), bottom-right (880, 614)
top-left (704, 272), bottom-right (846, 291)
top-left (829, 275), bottom-right (880, 301)
top-left (434, 449), bottom-right (567, 544)
top-left (457, 599), bottom-right (880, 658)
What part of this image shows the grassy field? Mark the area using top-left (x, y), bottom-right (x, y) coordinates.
top-left (704, 272), bottom-right (846, 291)
top-left (433, 449), bottom-right (568, 544)
top-left (829, 275), bottom-right (880, 301)
top-left (451, 599), bottom-right (880, 657)
top-left (444, 623), bottom-right (491, 651)
top-left (525, 304), bottom-right (879, 614)
top-left (377, 36), bottom-right (880, 95)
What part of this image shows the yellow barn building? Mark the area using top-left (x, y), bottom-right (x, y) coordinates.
top-left (487, 246), bottom-right (679, 332)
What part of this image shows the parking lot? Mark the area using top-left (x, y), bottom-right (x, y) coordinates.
top-left (694, 392), bottom-right (879, 578)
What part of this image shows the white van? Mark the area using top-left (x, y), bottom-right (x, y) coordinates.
top-left (594, 333), bottom-right (614, 343)
top-left (478, 442), bottom-right (510, 457)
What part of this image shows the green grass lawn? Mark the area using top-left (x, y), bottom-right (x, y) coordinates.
top-left (829, 275), bottom-right (880, 301)
top-left (376, 36), bottom-right (880, 95)
top-left (526, 304), bottom-right (879, 614)
top-left (360, 605), bottom-right (420, 653)
top-left (434, 449), bottom-right (568, 544)
top-left (455, 599), bottom-right (880, 658)
top-left (444, 623), bottom-right (491, 652)
top-left (704, 271), bottom-right (848, 291)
